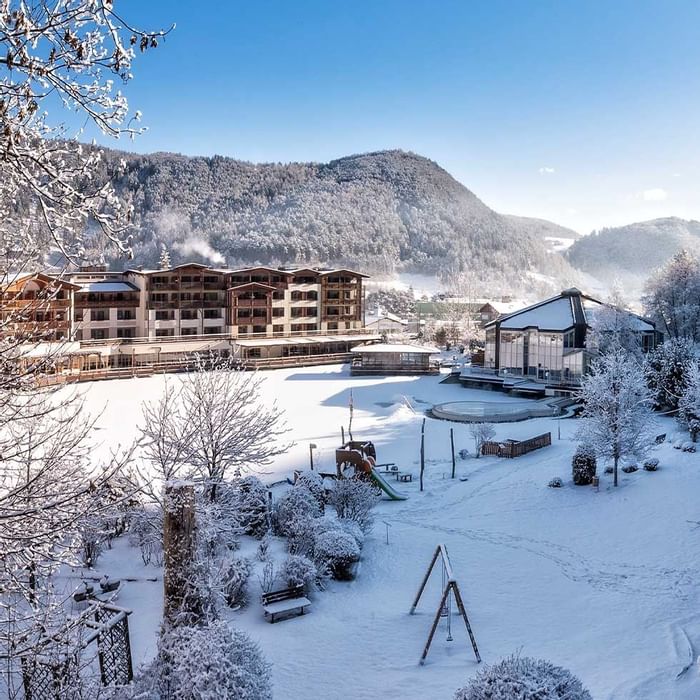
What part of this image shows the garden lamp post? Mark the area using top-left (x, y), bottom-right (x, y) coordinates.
top-left (309, 443), bottom-right (317, 470)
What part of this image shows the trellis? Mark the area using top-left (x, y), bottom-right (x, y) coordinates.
top-left (20, 602), bottom-right (133, 700)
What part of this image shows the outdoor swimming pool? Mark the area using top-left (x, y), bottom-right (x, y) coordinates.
top-left (431, 400), bottom-right (559, 423)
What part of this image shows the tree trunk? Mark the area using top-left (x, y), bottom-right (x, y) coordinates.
top-left (613, 455), bottom-right (619, 487)
top-left (163, 482), bottom-right (196, 627)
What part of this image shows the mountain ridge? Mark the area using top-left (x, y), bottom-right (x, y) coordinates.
top-left (88, 148), bottom-right (579, 295)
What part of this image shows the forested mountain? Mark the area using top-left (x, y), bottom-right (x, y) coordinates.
top-left (567, 217), bottom-right (700, 291)
top-left (87, 148), bottom-right (579, 293)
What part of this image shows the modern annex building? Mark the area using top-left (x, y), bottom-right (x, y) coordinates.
top-left (461, 288), bottom-right (660, 396)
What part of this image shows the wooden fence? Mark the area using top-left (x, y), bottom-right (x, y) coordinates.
top-left (481, 432), bottom-right (551, 458)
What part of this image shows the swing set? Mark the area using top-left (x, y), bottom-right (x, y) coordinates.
top-left (409, 544), bottom-right (481, 665)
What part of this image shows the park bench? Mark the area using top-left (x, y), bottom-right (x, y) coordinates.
top-left (262, 585), bottom-right (311, 623)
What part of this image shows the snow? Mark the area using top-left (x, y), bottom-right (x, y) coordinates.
top-left (499, 297), bottom-right (575, 331)
top-left (73, 365), bottom-right (700, 699)
top-left (77, 281), bottom-right (139, 293)
top-left (544, 236), bottom-right (577, 253)
top-left (350, 343), bottom-right (439, 354)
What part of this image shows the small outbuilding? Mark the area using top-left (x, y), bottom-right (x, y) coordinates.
top-left (350, 343), bottom-right (440, 375)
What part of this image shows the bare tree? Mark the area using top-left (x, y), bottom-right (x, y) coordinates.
top-left (139, 355), bottom-right (291, 501)
top-left (470, 422), bottom-right (495, 458)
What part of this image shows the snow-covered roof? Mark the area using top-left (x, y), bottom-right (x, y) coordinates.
top-left (77, 281), bottom-right (140, 293)
top-left (350, 343), bottom-right (439, 354)
top-left (365, 311), bottom-right (407, 325)
top-left (499, 297), bottom-right (576, 331)
top-left (493, 289), bottom-right (657, 334)
top-left (235, 333), bottom-right (378, 348)
top-left (581, 299), bottom-right (655, 332)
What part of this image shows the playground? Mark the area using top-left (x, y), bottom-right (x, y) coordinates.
top-left (77, 363), bottom-right (700, 699)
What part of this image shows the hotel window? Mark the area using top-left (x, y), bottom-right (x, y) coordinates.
top-left (204, 327), bottom-right (222, 335)
top-left (252, 325), bottom-right (266, 334)
top-left (156, 328), bottom-right (174, 337)
top-left (90, 329), bottom-right (106, 340)
top-left (117, 309), bottom-right (135, 321)
top-left (273, 324), bottom-right (284, 333)
top-left (117, 327), bottom-right (135, 338)
top-left (93, 309), bottom-right (108, 322)
top-left (155, 310), bottom-right (174, 321)
top-left (181, 328), bottom-right (198, 336)
top-left (564, 330), bottom-right (575, 349)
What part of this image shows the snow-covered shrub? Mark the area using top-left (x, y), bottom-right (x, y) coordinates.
top-left (621, 464), bottom-right (638, 473)
top-left (235, 476), bottom-right (270, 538)
top-left (146, 621), bottom-right (272, 700)
top-left (314, 529), bottom-right (361, 580)
top-left (327, 477), bottom-right (380, 533)
top-left (682, 442), bottom-right (697, 453)
top-left (337, 518), bottom-right (365, 549)
top-left (454, 655), bottom-right (592, 700)
top-left (258, 561), bottom-right (277, 594)
top-left (221, 556), bottom-right (252, 608)
top-left (296, 471), bottom-right (326, 512)
top-left (129, 507), bottom-right (164, 566)
top-left (78, 515), bottom-right (106, 568)
top-left (643, 458), bottom-right (659, 471)
top-left (281, 554), bottom-right (317, 591)
top-left (604, 466), bottom-right (614, 475)
top-left (459, 448), bottom-right (470, 460)
top-left (257, 533), bottom-right (271, 561)
top-left (548, 477), bottom-right (563, 488)
top-left (273, 486), bottom-right (322, 537)
top-left (286, 515), bottom-right (317, 557)
top-left (571, 445), bottom-right (597, 485)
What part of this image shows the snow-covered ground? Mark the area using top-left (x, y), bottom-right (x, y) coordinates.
top-left (75, 366), bottom-right (700, 699)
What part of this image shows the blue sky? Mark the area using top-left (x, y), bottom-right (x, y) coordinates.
top-left (103, 0), bottom-right (700, 234)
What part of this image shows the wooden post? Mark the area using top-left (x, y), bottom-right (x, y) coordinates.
top-left (450, 428), bottom-right (456, 479)
top-left (341, 425), bottom-right (345, 444)
top-left (163, 482), bottom-right (196, 627)
top-left (410, 545), bottom-right (441, 614)
top-left (419, 582), bottom-right (451, 665)
top-left (420, 418), bottom-right (426, 492)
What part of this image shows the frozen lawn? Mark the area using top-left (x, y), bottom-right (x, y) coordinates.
top-left (78, 365), bottom-right (700, 699)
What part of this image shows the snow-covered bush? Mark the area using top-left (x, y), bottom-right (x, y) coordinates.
top-left (146, 621), bottom-right (272, 700)
top-left (459, 448), bottom-right (470, 460)
top-left (273, 486), bottom-right (322, 537)
top-left (337, 518), bottom-right (365, 549)
top-left (454, 655), bottom-right (592, 700)
top-left (643, 458), bottom-right (659, 471)
top-left (327, 477), bottom-right (380, 533)
top-left (281, 555), bottom-right (317, 591)
top-left (257, 533), bottom-right (271, 561)
top-left (258, 561), bottom-right (277, 594)
top-left (682, 442), bottom-right (697, 453)
top-left (296, 471), bottom-right (326, 512)
top-left (314, 529), bottom-right (361, 580)
top-left (235, 476), bottom-right (270, 538)
top-left (644, 337), bottom-right (696, 411)
top-left (604, 466), bottom-right (614, 474)
top-left (221, 556), bottom-right (252, 608)
top-left (571, 446), bottom-right (597, 486)
top-left (314, 517), bottom-right (366, 554)
top-left (129, 507), bottom-right (164, 567)
top-left (621, 464), bottom-right (638, 473)
top-left (548, 477), bottom-right (563, 488)
top-left (286, 515), bottom-right (317, 557)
